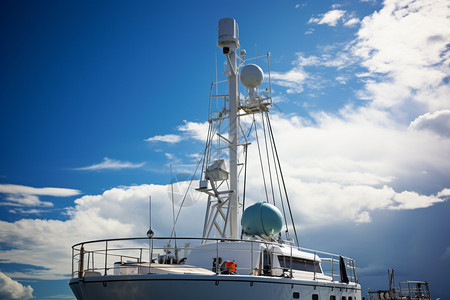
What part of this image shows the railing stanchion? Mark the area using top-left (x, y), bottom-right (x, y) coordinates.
top-left (313, 251), bottom-right (316, 280)
top-left (79, 245), bottom-right (85, 278)
top-left (216, 240), bottom-right (219, 274)
top-left (87, 251), bottom-right (90, 271)
top-left (150, 238), bottom-right (154, 267)
top-left (331, 257), bottom-right (334, 282)
top-left (290, 245), bottom-right (293, 278)
top-left (251, 241), bottom-right (253, 275)
top-left (104, 240), bottom-right (108, 276)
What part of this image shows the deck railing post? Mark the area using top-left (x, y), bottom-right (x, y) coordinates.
top-left (215, 240), bottom-right (219, 274)
top-left (313, 251), bottom-right (316, 280)
top-left (290, 246), bottom-right (293, 278)
top-left (78, 245), bottom-right (85, 278)
top-left (331, 257), bottom-right (334, 282)
top-left (251, 241), bottom-right (253, 275)
top-left (104, 240), bottom-right (108, 276)
top-left (150, 238), bottom-right (154, 267)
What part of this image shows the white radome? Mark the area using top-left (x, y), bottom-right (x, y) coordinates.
top-left (240, 64), bottom-right (264, 88)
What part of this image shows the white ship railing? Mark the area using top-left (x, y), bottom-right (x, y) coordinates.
top-left (71, 237), bottom-right (358, 284)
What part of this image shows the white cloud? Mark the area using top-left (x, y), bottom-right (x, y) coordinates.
top-left (0, 184), bottom-right (207, 280)
top-left (165, 153), bottom-right (176, 161)
top-left (74, 157), bottom-right (145, 171)
top-left (145, 122), bottom-right (208, 145)
top-left (0, 194), bottom-right (53, 207)
top-left (145, 134), bottom-right (183, 143)
top-left (308, 10), bottom-right (346, 27)
top-left (0, 184), bottom-right (80, 197)
top-left (0, 184), bottom-right (81, 208)
top-left (295, 54), bottom-right (320, 67)
top-left (335, 76), bottom-right (348, 84)
top-left (271, 67), bottom-right (308, 94)
top-left (264, 0), bottom-right (450, 228)
top-left (270, 49), bottom-right (358, 94)
top-left (8, 208), bottom-right (49, 214)
top-left (0, 272), bottom-right (33, 300)
top-left (263, 111), bottom-right (450, 226)
top-left (177, 121), bottom-right (209, 142)
top-left (353, 0), bottom-right (450, 112)
top-left (409, 110), bottom-right (450, 137)
top-left (437, 189), bottom-right (450, 198)
top-left (390, 190), bottom-right (444, 210)
top-left (344, 17), bottom-right (360, 27)
top-left (355, 211), bottom-right (371, 223)
top-left (1, 104), bottom-right (449, 279)
top-left (1, 0), bottom-right (450, 282)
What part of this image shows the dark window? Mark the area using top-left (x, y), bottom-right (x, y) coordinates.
top-left (342, 297), bottom-right (346, 300)
top-left (293, 292), bottom-right (300, 299)
top-left (277, 256), bottom-right (322, 273)
top-left (349, 297), bottom-right (352, 300)
top-left (330, 296), bottom-right (336, 300)
top-left (312, 294), bottom-right (319, 300)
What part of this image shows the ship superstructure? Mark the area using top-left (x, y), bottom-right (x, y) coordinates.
top-left (69, 18), bottom-right (362, 300)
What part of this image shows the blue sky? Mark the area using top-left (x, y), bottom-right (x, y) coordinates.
top-left (1, 0), bottom-right (450, 299)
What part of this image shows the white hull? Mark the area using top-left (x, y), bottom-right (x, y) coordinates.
top-left (70, 274), bottom-right (361, 300)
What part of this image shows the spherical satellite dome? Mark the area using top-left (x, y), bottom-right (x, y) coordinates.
top-left (241, 202), bottom-right (283, 239)
top-left (240, 64), bottom-right (264, 88)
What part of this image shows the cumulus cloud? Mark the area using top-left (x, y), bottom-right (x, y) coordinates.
top-left (0, 184), bottom-right (81, 208)
top-left (0, 184), bottom-right (207, 279)
top-left (268, 0), bottom-right (450, 227)
top-left (0, 272), bottom-right (33, 300)
top-left (390, 190), bottom-right (444, 210)
top-left (1, 0), bottom-right (449, 282)
top-left (177, 121), bottom-right (209, 142)
top-left (353, 0), bottom-right (450, 112)
top-left (308, 10), bottom-right (346, 27)
top-left (1, 105), bottom-right (449, 279)
top-left (74, 157), bottom-right (145, 171)
top-left (262, 110), bottom-right (450, 226)
top-left (409, 110), bottom-right (450, 137)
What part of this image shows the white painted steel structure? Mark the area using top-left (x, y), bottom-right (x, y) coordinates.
top-left (69, 18), bottom-right (362, 300)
